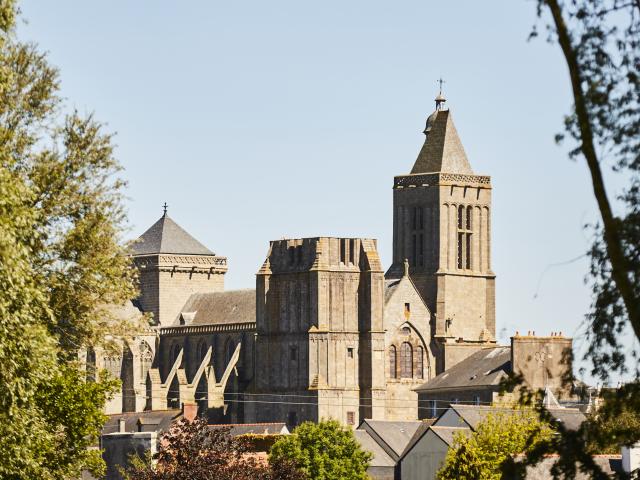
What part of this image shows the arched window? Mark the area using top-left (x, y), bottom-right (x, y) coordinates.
top-left (389, 346), bottom-right (397, 379)
top-left (104, 351), bottom-right (122, 380)
top-left (140, 341), bottom-right (153, 383)
top-left (416, 346), bottom-right (424, 379)
top-left (401, 342), bottom-right (413, 378)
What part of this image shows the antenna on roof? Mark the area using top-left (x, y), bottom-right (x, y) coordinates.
top-left (162, 202), bottom-right (168, 216)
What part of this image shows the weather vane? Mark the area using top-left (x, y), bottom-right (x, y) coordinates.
top-left (162, 202), bottom-right (168, 215)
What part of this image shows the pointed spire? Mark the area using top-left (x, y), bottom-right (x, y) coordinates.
top-left (410, 86), bottom-right (473, 175)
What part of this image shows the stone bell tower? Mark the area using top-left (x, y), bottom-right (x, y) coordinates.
top-left (387, 91), bottom-right (496, 372)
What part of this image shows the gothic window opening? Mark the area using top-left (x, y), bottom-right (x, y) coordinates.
top-left (389, 345), bottom-right (397, 379)
top-left (86, 348), bottom-right (96, 382)
top-left (416, 346), bottom-right (424, 379)
top-left (140, 341), bottom-right (153, 383)
top-left (411, 206), bottom-right (425, 267)
top-left (457, 205), bottom-right (473, 270)
top-left (290, 346), bottom-right (297, 361)
top-left (400, 342), bottom-right (413, 378)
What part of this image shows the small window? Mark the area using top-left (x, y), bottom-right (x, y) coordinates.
top-left (404, 303), bottom-right (410, 317)
top-left (474, 395), bottom-right (480, 406)
top-left (347, 411), bottom-right (355, 425)
top-left (347, 347), bottom-right (354, 358)
top-left (290, 346), bottom-right (297, 361)
top-left (402, 326), bottom-right (410, 335)
top-left (431, 400), bottom-right (438, 418)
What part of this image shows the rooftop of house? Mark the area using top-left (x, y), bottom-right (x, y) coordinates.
top-left (131, 213), bottom-right (215, 256)
top-left (358, 419), bottom-right (424, 460)
top-left (436, 404), bottom-right (587, 432)
top-left (102, 409), bottom-right (182, 435)
top-left (415, 346), bottom-right (511, 393)
top-left (208, 423), bottom-right (289, 436)
top-left (353, 430), bottom-right (396, 468)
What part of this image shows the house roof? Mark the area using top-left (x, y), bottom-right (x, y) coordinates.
top-left (520, 455), bottom-right (622, 479)
top-left (209, 423), bottom-right (289, 436)
top-left (353, 430), bottom-right (396, 468)
top-left (176, 289), bottom-right (256, 326)
top-left (429, 426), bottom-right (471, 447)
top-left (400, 419), bottom-right (435, 457)
top-left (102, 410), bottom-right (181, 435)
top-left (440, 405), bottom-right (587, 432)
top-left (131, 213), bottom-right (214, 256)
top-left (359, 419), bottom-right (423, 458)
top-left (411, 109), bottom-right (473, 175)
top-left (415, 346), bottom-right (511, 392)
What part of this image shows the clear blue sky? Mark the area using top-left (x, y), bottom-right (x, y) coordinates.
top-left (18, 0), bottom-right (632, 383)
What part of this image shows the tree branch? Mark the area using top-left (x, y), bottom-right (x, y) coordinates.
top-left (544, 0), bottom-right (640, 341)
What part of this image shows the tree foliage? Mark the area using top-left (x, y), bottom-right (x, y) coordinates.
top-left (437, 410), bottom-right (553, 480)
top-left (125, 417), bottom-right (304, 480)
top-left (269, 420), bottom-right (372, 480)
top-left (0, 0), bottom-right (143, 477)
top-left (512, 0), bottom-right (640, 477)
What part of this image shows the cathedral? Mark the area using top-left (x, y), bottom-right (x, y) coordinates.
top-left (91, 93), bottom-right (500, 428)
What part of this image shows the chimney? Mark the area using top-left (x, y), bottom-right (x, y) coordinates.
top-left (182, 403), bottom-right (198, 422)
top-left (118, 418), bottom-right (126, 433)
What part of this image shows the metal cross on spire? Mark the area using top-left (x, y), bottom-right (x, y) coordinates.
top-left (162, 202), bottom-right (168, 215)
top-left (435, 77), bottom-right (447, 110)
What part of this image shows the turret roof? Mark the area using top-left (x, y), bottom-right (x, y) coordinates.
top-left (131, 213), bottom-right (214, 256)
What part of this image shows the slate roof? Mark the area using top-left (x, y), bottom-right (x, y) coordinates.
top-left (102, 410), bottom-right (181, 435)
top-left (353, 430), bottom-right (396, 468)
top-left (429, 426), bottom-right (471, 447)
top-left (415, 346), bottom-right (511, 392)
top-left (411, 109), bottom-right (473, 175)
top-left (359, 419), bottom-right (423, 459)
top-left (384, 278), bottom-right (401, 303)
top-left (131, 213), bottom-right (214, 256)
top-left (209, 423), bottom-right (289, 436)
top-left (177, 289), bottom-right (256, 326)
top-left (441, 405), bottom-right (587, 432)
top-left (400, 419), bottom-right (435, 457)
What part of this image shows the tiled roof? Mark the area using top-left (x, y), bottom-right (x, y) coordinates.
top-left (400, 420), bottom-right (436, 457)
top-left (176, 289), bottom-right (256, 326)
top-left (521, 455), bottom-right (622, 479)
top-left (131, 213), bottom-right (214, 256)
top-left (429, 426), bottom-right (471, 447)
top-left (411, 110), bottom-right (473, 175)
top-left (415, 346), bottom-right (511, 392)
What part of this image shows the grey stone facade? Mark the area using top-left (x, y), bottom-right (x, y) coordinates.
top-left (91, 97), bottom-right (519, 427)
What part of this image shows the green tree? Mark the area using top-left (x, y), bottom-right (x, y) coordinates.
top-left (269, 420), bottom-right (372, 480)
top-left (125, 417), bottom-right (304, 480)
top-left (0, 0), bottom-right (143, 477)
top-left (437, 410), bottom-right (553, 480)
